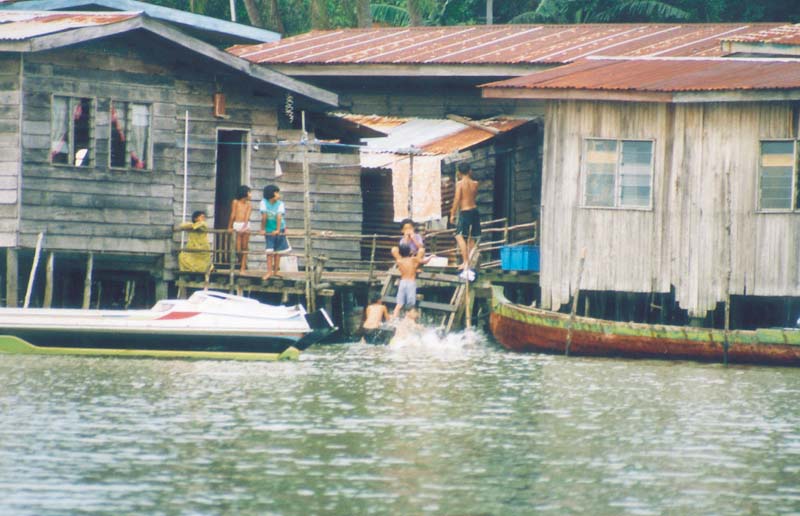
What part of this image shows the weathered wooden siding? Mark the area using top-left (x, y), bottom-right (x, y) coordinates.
top-left (272, 151), bottom-right (363, 264)
top-left (0, 54), bottom-right (20, 248)
top-left (540, 99), bottom-right (800, 317)
top-left (335, 85), bottom-right (546, 120)
top-left (17, 34), bottom-right (287, 278)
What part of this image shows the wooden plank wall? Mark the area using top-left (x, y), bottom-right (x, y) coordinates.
top-left (17, 35), bottom-right (286, 279)
top-left (338, 86), bottom-right (546, 120)
top-left (270, 151), bottom-right (363, 264)
top-left (0, 54), bottom-right (20, 248)
top-left (540, 99), bottom-right (800, 317)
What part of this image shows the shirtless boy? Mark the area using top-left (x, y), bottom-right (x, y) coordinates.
top-left (394, 243), bottom-right (422, 318)
top-left (450, 162), bottom-right (480, 278)
top-left (228, 185), bottom-right (252, 272)
top-left (362, 294), bottom-right (391, 344)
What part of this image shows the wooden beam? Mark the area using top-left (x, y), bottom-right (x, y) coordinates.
top-left (43, 252), bottom-right (54, 309)
top-left (447, 114), bottom-right (501, 135)
top-left (5, 248), bottom-right (17, 308)
top-left (82, 252), bottom-right (93, 310)
top-left (23, 232), bottom-right (44, 309)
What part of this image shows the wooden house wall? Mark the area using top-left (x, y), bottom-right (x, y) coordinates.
top-left (0, 54), bottom-right (20, 248)
top-left (271, 151), bottom-right (363, 264)
top-left (17, 34), bottom-right (286, 279)
top-left (540, 99), bottom-right (800, 317)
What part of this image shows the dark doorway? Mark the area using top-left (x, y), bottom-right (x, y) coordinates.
top-left (214, 130), bottom-right (249, 230)
top-left (493, 152), bottom-right (514, 224)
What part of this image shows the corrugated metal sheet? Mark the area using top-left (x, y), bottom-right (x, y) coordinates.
top-left (482, 57), bottom-right (800, 93)
top-left (228, 23), bottom-right (783, 66)
top-left (343, 114), bottom-right (530, 155)
top-left (0, 10), bottom-right (138, 40)
top-left (724, 23), bottom-right (800, 46)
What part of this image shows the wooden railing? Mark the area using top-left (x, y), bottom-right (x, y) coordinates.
top-left (174, 218), bottom-right (538, 275)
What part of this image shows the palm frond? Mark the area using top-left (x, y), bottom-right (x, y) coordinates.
top-left (370, 4), bottom-right (411, 26)
top-left (598, 0), bottom-right (690, 22)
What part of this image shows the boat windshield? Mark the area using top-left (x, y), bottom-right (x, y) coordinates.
top-left (151, 301), bottom-right (174, 313)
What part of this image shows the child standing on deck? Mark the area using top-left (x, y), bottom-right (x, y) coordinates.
top-left (228, 185), bottom-right (252, 273)
top-left (393, 243), bottom-right (423, 318)
top-left (450, 162), bottom-right (480, 280)
top-left (260, 184), bottom-right (291, 281)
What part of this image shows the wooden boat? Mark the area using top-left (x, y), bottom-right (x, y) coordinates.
top-left (0, 291), bottom-right (336, 361)
top-left (489, 286), bottom-right (800, 367)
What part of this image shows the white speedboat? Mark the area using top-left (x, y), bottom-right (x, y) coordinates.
top-left (0, 291), bottom-right (336, 361)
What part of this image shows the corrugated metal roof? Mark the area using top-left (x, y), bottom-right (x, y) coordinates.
top-left (228, 23), bottom-right (783, 66)
top-left (724, 23), bottom-right (800, 46)
top-left (346, 114), bottom-right (531, 155)
top-left (0, 10), bottom-right (137, 40)
top-left (482, 57), bottom-right (800, 93)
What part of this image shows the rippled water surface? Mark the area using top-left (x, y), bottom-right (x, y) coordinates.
top-left (1, 330), bottom-right (799, 515)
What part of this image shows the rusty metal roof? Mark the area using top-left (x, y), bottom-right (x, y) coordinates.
top-left (723, 23), bottom-right (800, 46)
top-left (343, 114), bottom-right (532, 155)
top-left (228, 23), bottom-right (783, 66)
top-left (482, 57), bottom-right (800, 94)
top-left (0, 10), bottom-right (138, 40)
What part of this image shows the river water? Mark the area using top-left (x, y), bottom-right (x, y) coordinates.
top-left (1, 329), bottom-right (799, 515)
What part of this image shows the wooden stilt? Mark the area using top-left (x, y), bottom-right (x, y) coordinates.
top-left (301, 111), bottom-right (315, 312)
top-left (82, 252), bottom-right (93, 309)
top-left (43, 252), bottom-right (54, 308)
top-left (24, 232), bottom-right (44, 309)
top-left (565, 248), bottom-right (586, 356)
top-left (5, 248), bottom-right (18, 308)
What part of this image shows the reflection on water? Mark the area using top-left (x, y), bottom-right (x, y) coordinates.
top-left (1, 330), bottom-right (799, 515)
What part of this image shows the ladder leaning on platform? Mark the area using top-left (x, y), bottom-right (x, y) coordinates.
top-left (380, 237), bottom-right (481, 332)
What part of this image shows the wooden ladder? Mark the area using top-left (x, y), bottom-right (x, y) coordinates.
top-left (380, 239), bottom-right (481, 332)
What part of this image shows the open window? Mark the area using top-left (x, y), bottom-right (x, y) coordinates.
top-left (758, 140), bottom-right (797, 211)
top-left (50, 96), bottom-right (92, 167)
top-left (110, 101), bottom-right (151, 169)
top-left (584, 138), bottom-right (653, 209)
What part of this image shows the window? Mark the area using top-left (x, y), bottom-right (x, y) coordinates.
top-left (584, 138), bottom-right (653, 209)
top-left (50, 96), bottom-right (92, 166)
top-left (110, 101), bottom-right (151, 169)
top-left (758, 140), bottom-right (797, 211)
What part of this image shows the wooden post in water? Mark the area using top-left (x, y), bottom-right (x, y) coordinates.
top-left (301, 111), bottom-right (315, 312)
top-left (366, 234), bottom-right (377, 290)
top-left (5, 248), bottom-right (18, 307)
top-left (82, 252), bottom-right (93, 309)
top-left (23, 232), bottom-right (44, 309)
top-left (565, 248), bottom-right (586, 356)
top-left (43, 252), bottom-right (54, 308)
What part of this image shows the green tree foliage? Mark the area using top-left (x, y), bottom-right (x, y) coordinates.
top-left (138, 0), bottom-right (800, 35)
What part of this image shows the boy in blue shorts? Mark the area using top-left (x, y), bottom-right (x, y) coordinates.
top-left (260, 184), bottom-right (291, 280)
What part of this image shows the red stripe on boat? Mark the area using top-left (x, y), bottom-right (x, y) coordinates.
top-left (157, 312), bottom-right (201, 320)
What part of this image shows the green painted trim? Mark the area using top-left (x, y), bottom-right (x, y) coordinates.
top-left (0, 335), bottom-right (300, 361)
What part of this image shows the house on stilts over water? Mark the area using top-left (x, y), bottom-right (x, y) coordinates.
top-left (0, 9), bottom-right (348, 308)
top-left (482, 24), bottom-right (800, 330)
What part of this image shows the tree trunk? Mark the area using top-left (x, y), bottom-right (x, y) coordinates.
top-left (407, 0), bottom-right (423, 26)
top-left (266, 0), bottom-right (284, 33)
top-left (311, 0), bottom-right (329, 29)
top-left (242, 0), bottom-right (265, 27)
top-left (486, 0), bottom-right (493, 24)
top-left (357, 0), bottom-right (372, 28)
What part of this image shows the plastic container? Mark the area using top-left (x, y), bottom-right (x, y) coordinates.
top-left (500, 245), bottom-right (540, 272)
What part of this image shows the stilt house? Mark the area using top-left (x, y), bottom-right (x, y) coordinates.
top-left (483, 28), bottom-right (800, 328)
top-left (0, 11), bottom-right (340, 308)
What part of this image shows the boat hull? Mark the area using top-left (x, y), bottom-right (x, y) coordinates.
top-left (0, 335), bottom-right (299, 361)
top-left (489, 287), bottom-right (800, 367)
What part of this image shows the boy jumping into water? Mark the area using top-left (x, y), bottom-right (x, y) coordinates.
top-left (450, 162), bottom-right (480, 280)
top-left (394, 243), bottom-right (423, 318)
top-left (228, 185), bottom-right (252, 272)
